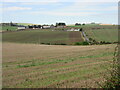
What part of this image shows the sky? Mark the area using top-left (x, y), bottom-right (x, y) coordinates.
top-left (0, 0), bottom-right (119, 25)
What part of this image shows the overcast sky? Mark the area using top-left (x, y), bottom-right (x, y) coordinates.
top-left (0, 0), bottom-right (119, 25)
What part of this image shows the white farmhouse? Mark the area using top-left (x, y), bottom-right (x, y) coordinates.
top-left (17, 26), bottom-right (26, 30)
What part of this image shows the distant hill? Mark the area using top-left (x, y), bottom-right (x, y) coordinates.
top-left (17, 23), bottom-right (35, 26)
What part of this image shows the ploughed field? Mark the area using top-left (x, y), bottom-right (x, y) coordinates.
top-left (2, 30), bottom-right (84, 45)
top-left (2, 42), bottom-right (116, 88)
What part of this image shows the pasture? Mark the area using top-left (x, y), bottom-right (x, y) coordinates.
top-left (69, 25), bottom-right (118, 43)
top-left (85, 29), bottom-right (118, 42)
top-left (68, 24), bottom-right (117, 29)
top-left (2, 30), bottom-right (84, 45)
top-left (1, 26), bottom-right (17, 31)
top-left (2, 43), bottom-right (116, 88)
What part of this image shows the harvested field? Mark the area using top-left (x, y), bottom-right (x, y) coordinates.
top-left (2, 42), bottom-right (116, 88)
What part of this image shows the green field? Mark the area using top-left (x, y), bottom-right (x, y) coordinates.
top-left (17, 23), bottom-right (34, 26)
top-left (68, 25), bottom-right (118, 43)
top-left (2, 30), bottom-right (84, 45)
top-left (1, 26), bottom-right (17, 31)
top-left (68, 25), bottom-right (117, 30)
top-left (85, 29), bottom-right (118, 42)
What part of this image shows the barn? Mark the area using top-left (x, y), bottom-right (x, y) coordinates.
top-left (17, 26), bottom-right (26, 30)
top-left (42, 25), bottom-right (51, 29)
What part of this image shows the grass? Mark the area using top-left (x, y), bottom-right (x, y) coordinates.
top-left (68, 25), bottom-right (118, 43)
top-left (2, 30), bottom-right (84, 45)
top-left (17, 52), bottom-right (113, 68)
top-left (1, 26), bottom-right (17, 31)
top-left (102, 46), bottom-right (120, 88)
top-left (17, 23), bottom-right (34, 26)
top-left (2, 24), bottom-right (118, 88)
top-left (68, 24), bottom-right (117, 29)
top-left (2, 43), bottom-right (116, 88)
top-left (85, 29), bottom-right (118, 42)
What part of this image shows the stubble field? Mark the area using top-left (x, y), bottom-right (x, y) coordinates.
top-left (2, 42), bottom-right (116, 88)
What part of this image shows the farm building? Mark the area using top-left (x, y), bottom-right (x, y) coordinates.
top-left (33, 25), bottom-right (41, 29)
top-left (28, 25), bottom-right (33, 29)
top-left (67, 28), bottom-right (80, 31)
top-left (28, 25), bottom-right (41, 29)
top-left (50, 24), bottom-right (55, 28)
top-left (17, 26), bottom-right (26, 30)
top-left (99, 24), bottom-right (113, 25)
top-left (42, 25), bottom-right (51, 29)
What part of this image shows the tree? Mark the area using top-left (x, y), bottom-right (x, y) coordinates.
top-left (75, 23), bottom-right (81, 26)
top-left (82, 23), bottom-right (85, 25)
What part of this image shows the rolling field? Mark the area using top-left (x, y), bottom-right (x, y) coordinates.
top-left (68, 25), bottom-right (117, 30)
top-left (17, 23), bottom-right (34, 26)
top-left (1, 26), bottom-right (17, 31)
top-left (2, 30), bottom-right (84, 45)
top-left (68, 25), bottom-right (118, 43)
top-left (2, 25), bottom-right (118, 88)
top-left (2, 42), bottom-right (116, 88)
top-left (85, 29), bottom-right (118, 42)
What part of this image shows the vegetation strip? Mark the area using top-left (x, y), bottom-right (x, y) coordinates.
top-left (16, 52), bottom-right (113, 68)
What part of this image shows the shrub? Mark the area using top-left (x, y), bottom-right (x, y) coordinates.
top-left (103, 46), bottom-right (120, 89)
top-left (60, 43), bottom-right (66, 45)
top-left (113, 42), bottom-right (118, 44)
top-left (75, 42), bottom-right (82, 45)
top-left (105, 42), bottom-right (112, 44)
top-left (82, 41), bottom-right (89, 45)
top-left (75, 41), bottom-right (89, 45)
top-left (41, 43), bottom-right (45, 44)
top-left (89, 38), bottom-right (93, 41)
top-left (97, 46), bottom-right (120, 89)
top-left (100, 41), bottom-right (112, 44)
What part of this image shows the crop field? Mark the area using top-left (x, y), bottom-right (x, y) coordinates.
top-left (69, 25), bottom-right (117, 31)
top-left (68, 25), bottom-right (117, 29)
top-left (17, 23), bottom-right (34, 26)
top-left (85, 29), bottom-right (118, 42)
top-left (2, 42), bottom-right (116, 88)
top-left (2, 25), bottom-right (118, 88)
top-left (69, 25), bottom-right (118, 43)
top-left (1, 26), bottom-right (17, 31)
top-left (2, 30), bottom-right (84, 45)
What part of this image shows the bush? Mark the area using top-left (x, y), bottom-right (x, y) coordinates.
top-left (53, 43), bottom-right (66, 45)
top-left (82, 41), bottom-right (89, 45)
top-left (60, 43), bottom-right (66, 45)
top-left (100, 41), bottom-right (112, 44)
top-left (113, 42), bottom-right (118, 44)
top-left (41, 43), bottom-right (45, 44)
top-left (75, 42), bottom-right (82, 45)
top-left (89, 38), bottom-right (93, 41)
top-left (103, 46), bottom-right (120, 89)
top-left (75, 41), bottom-right (89, 45)
top-left (41, 42), bottom-right (66, 45)
top-left (97, 46), bottom-right (120, 89)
